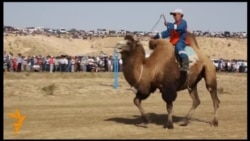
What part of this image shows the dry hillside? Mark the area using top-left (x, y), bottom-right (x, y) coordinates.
top-left (3, 34), bottom-right (247, 60)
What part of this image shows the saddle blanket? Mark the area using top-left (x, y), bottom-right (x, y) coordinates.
top-left (184, 46), bottom-right (199, 67)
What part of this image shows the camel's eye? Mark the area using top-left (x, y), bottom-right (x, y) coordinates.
top-left (127, 41), bottom-right (132, 46)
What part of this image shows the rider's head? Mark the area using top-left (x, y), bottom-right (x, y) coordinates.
top-left (170, 8), bottom-right (183, 21)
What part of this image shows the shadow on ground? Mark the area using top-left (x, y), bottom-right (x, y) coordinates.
top-left (105, 113), bottom-right (210, 128)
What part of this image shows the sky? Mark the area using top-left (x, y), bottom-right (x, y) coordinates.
top-left (4, 2), bottom-right (247, 32)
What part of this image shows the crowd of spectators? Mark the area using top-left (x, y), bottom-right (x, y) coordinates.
top-left (211, 59), bottom-right (247, 73)
top-left (4, 51), bottom-right (247, 73)
top-left (3, 51), bottom-right (123, 73)
top-left (192, 30), bottom-right (247, 38)
top-left (4, 26), bottom-right (247, 73)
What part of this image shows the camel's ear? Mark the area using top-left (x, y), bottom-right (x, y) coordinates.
top-left (124, 35), bottom-right (135, 43)
top-left (149, 39), bottom-right (157, 50)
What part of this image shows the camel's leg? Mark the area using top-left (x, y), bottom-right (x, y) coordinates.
top-left (164, 101), bottom-right (174, 129)
top-left (207, 86), bottom-right (220, 126)
top-left (204, 66), bottom-right (220, 126)
top-left (180, 86), bottom-right (200, 126)
top-left (133, 91), bottom-right (151, 124)
top-left (161, 88), bottom-right (177, 129)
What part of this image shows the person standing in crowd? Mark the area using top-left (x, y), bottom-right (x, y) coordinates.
top-left (42, 56), bottom-right (46, 72)
top-left (5, 55), bottom-right (11, 72)
top-left (9, 52), bottom-right (13, 72)
top-left (17, 53), bottom-right (23, 72)
top-left (104, 57), bottom-right (108, 72)
top-left (64, 56), bottom-right (68, 72)
top-left (66, 56), bottom-right (71, 72)
top-left (46, 56), bottom-right (50, 71)
top-left (22, 57), bottom-right (28, 71)
top-left (30, 56), bottom-right (34, 71)
top-left (12, 57), bottom-right (17, 72)
top-left (27, 56), bottom-right (31, 71)
top-left (59, 55), bottom-right (64, 72)
top-left (37, 56), bottom-right (43, 72)
top-left (87, 56), bottom-right (94, 72)
top-left (81, 56), bottom-right (87, 72)
top-left (54, 56), bottom-right (59, 72)
top-left (108, 56), bottom-right (112, 72)
top-left (49, 56), bottom-right (55, 73)
top-left (71, 56), bottom-right (75, 72)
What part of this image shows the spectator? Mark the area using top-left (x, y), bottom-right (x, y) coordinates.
top-left (12, 57), bottom-right (17, 72)
top-left (66, 56), bottom-right (71, 72)
top-left (108, 56), bottom-right (112, 72)
top-left (71, 56), bottom-right (75, 72)
top-left (22, 57), bottom-right (28, 71)
top-left (104, 57), bottom-right (108, 72)
top-left (81, 57), bottom-right (87, 72)
top-left (5, 55), bottom-right (11, 72)
top-left (49, 56), bottom-right (55, 73)
top-left (59, 56), bottom-right (64, 72)
top-left (76, 57), bottom-right (81, 72)
top-left (30, 56), bottom-right (34, 71)
top-left (42, 57), bottom-right (47, 72)
top-left (45, 56), bottom-right (49, 72)
top-left (54, 56), bottom-right (59, 72)
top-left (37, 56), bottom-right (43, 71)
top-left (64, 56), bottom-right (68, 72)
top-left (17, 54), bottom-right (23, 72)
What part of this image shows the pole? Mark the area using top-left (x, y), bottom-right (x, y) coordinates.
top-left (113, 48), bottom-right (119, 89)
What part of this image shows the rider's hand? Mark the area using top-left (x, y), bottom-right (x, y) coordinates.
top-left (149, 35), bottom-right (155, 40)
top-left (161, 14), bottom-right (167, 26)
top-left (164, 21), bottom-right (167, 26)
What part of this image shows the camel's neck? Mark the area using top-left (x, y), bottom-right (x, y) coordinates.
top-left (122, 47), bottom-right (145, 86)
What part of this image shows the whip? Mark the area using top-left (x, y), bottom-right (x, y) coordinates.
top-left (150, 14), bottom-right (164, 32)
top-left (161, 14), bottom-right (167, 24)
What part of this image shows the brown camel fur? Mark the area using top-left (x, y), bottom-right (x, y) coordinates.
top-left (115, 32), bottom-right (220, 129)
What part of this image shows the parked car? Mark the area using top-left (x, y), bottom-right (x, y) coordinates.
top-left (224, 31), bottom-right (231, 37)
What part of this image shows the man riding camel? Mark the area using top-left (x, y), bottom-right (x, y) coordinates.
top-left (152, 8), bottom-right (190, 72)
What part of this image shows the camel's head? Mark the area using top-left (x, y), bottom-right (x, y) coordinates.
top-left (115, 35), bottom-right (139, 54)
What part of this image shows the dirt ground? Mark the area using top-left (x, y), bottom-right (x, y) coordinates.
top-left (3, 72), bottom-right (247, 139)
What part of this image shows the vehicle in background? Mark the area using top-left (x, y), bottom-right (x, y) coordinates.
top-left (223, 31), bottom-right (231, 37)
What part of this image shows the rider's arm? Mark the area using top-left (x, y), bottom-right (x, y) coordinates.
top-left (166, 20), bottom-right (187, 33)
top-left (153, 29), bottom-right (170, 39)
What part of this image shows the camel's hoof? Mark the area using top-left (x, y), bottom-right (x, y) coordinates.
top-left (179, 118), bottom-right (189, 126)
top-left (164, 123), bottom-right (174, 129)
top-left (210, 120), bottom-right (219, 127)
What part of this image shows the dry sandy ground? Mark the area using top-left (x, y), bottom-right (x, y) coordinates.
top-left (4, 34), bottom-right (247, 60)
top-left (3, 72), bottom-right (247, 139)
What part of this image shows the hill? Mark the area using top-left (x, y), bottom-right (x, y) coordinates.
top-left (3, 34), bottom-right (247, 60)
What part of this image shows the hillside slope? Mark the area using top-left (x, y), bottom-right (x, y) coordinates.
top-left (4, 35), bottom-right (247, 59)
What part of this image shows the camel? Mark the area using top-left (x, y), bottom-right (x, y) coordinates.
top-left (115, 32), bottom-right (220, 129)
